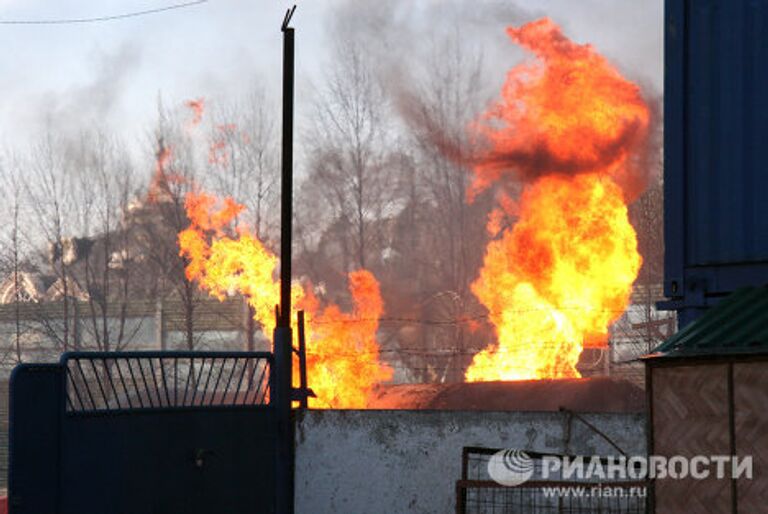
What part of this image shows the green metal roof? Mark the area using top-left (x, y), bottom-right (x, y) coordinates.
top-left (650, 286), bottom-right (768, 358)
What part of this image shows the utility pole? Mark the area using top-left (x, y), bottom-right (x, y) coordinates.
top-left (274, 5), bottom-right (296, 514)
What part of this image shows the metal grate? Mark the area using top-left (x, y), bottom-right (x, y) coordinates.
top-left (457, 447), bottom-right (648, 514)
top-left (62, 351), bottom-right (272, 413)
top-left (457, 480), bottom-right (647, 514)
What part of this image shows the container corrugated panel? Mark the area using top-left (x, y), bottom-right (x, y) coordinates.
top-left (664, 0), bottom-right (768, 326)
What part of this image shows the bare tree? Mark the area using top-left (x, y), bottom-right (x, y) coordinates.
top-left (305, 35), bottom-right (397, 273)
top-left (68, 131), bottom-right (142, 352)
top-left (22, 129), bottom-right (85, 352)
top-left (130, 102), bottom-right (205, 350)
top-left (402, 31), bottom-right (490, 294)
top-left (610, 108), bottom-right (671, 379)
top-left (0, 155), bottom-right (30, 364)
top-left (206, 88), bottom-right (279, 241)
top-left (3, 129), bottom-right (146, 356)
top-left (615, 176), bottom-right (671, 353)
top-left (386, 30), bottom-right (494, 382)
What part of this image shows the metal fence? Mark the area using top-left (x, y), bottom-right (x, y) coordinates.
top-left (9, 351), bottom-right (277, 514)
top-left (63, 351), bottom-right (271, 412)
top-left (456, 447), bottom-right (648, 514)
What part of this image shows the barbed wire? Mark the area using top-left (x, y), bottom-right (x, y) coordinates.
top-left (311, 313), bottom-right (490, 326)
top-left (0, 0), bottom-right (208, 25)
top-left (299, 343), bottom-right (644, 359)
top-left (309, 305), bottom-right (670, 326)
top-left (0, 301), bottom-right (669, 368)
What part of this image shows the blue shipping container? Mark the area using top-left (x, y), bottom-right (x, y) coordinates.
top-left (662, 0), bottom-right (768, 327)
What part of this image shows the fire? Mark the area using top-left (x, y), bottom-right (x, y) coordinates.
top-left (178, 191), bottom-right (392, 407)
top-left (178, 192), bottom-right (284, 328)
top-left (147, 144), bottom-right (174, 203)
top-left (209, 140), bottom-right (227, 165)
top-left (469, 18), bottom-right (650, 199)
top-left (209, 124), bottom-right (237, 166)
top-left (298, 271), bottom-right (392, 408)
top-left (465, 18), bottom-right (648, 381)
top-left (186, 98), bottom-right (205, 126)
top-left (467, 174), bottom-right (641, 380)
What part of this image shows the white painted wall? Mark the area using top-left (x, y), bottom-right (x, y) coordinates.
top-left (295, 410), bottom-right (645, 514)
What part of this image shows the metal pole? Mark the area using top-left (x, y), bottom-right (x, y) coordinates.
top-left (274, 6), bottom-right (296, 514)
top-left (297, 310), bottom-right (308, 409)
top-left (155, 298), bottom-right (165, 351)
top-left (279, 6), bottom-right (295, 330)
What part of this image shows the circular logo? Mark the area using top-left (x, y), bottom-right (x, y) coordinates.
top-left (487, 449), bottom-right (534, 486)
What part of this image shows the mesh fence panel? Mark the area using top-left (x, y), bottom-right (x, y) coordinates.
top-left (458, 447), bottom-right (648, 514)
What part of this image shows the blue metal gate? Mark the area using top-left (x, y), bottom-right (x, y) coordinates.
top-left (8, 351), bottom-right (276, 514)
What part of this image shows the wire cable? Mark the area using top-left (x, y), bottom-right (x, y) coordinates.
top-left (0, 0), bottom-right (208, 25)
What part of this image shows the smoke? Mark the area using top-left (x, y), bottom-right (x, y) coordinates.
top-left (40, 43), bottom-right (142, 141)
top-left (329, 0), bottom-right (535, 40)
top-left (3, 42), bottom-right (142, 151)
top-left (325, 0), bottom-right (661, 201)
top-left (326, 0), bottom-right (538, 133)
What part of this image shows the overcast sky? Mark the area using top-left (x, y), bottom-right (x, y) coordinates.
top-left (0, 0), bottom-right (663, 159)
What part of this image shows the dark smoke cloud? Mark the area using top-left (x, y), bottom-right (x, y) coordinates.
top-left (475, 118), bottom-right (649, 191)
top-left (327, 0), bottom-right (538, 118)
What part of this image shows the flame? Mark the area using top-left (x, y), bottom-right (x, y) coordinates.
top-left (209, 124), bottom-right (237, 166)
top-left (465, 18), bottom-right (648, 381)
top-left (147, 145), bottom-right (173, 203)
top-left (147, 142), bottom-right (188, 203)
top-left (470, 18), bottom-right (650, 200)
top-left (186, 98), bottom-right (205, 126)
top-left (178, 191), bottom-right (392, 407)
top-left (208, 140), bottom-right (227, 166)
top-left (299, 270), bottom-right (393, 408)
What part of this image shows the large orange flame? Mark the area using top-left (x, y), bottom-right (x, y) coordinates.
top-left (465, 18), bottom-right (648, 381)
top-left (470, 18), bottom-right (650, 200)
top-left (178, 191), bottom-right (392, 407)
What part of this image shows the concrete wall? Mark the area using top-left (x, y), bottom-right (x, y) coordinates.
top-left (295, 410), bottom-right (646, 514)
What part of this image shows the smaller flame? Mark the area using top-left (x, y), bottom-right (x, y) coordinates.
top-left (299, 270), bottom-right (393, 408)
top-left (185, 98), bottom-right (205, 126)
top-left (147, 144), bottom-right (173, 203)
top-left (209, 141), bottom-right (228, 166)
top-left (178, 191), bottom-right (392, 408)
top-left (208, 124), bottom-right (237, 166)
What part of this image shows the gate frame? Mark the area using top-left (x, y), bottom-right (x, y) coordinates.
top-left (9, 351), bottom-right (277, 514)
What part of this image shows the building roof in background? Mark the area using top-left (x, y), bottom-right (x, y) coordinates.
top-left (649, 286), bottom-right (768, 358)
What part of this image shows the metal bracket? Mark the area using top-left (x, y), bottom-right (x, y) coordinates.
top-left (291, 387), bottom-right (316, 402)
top-left (281, 4), bottom-right (296, 32)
